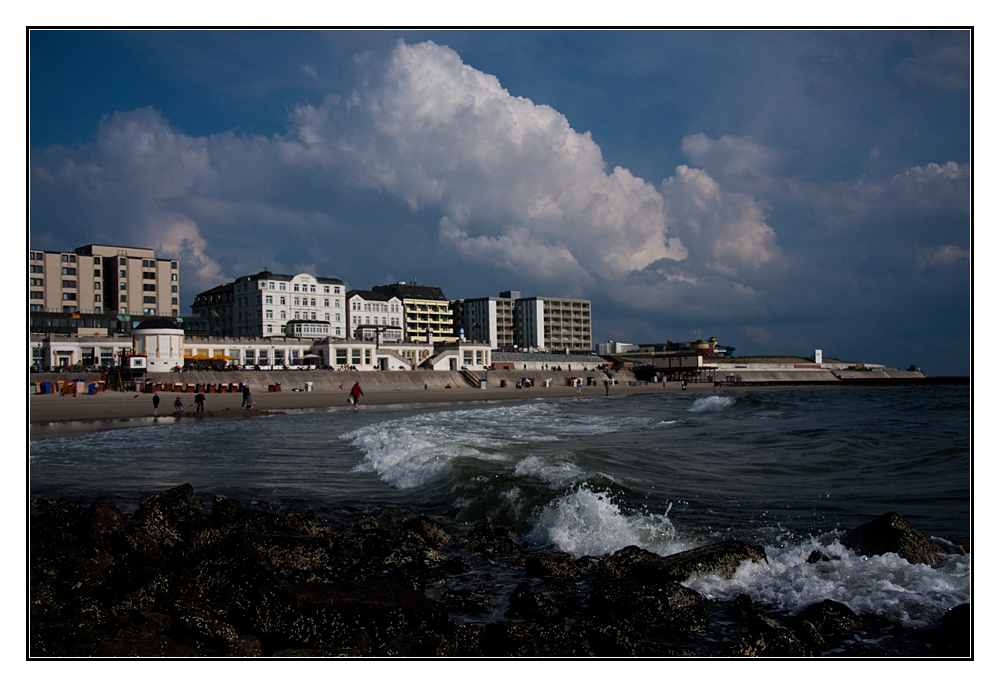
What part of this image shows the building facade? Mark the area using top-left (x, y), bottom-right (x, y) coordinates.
top-left (346, 290), bottom-right (404, 343)
top-left (514, 297), bottom-right (592, 352)
top-left (29, 244), bottom-right (179, 318)
top-left (453, 291), bottom-right (592, 353)
top-left (371, 282), bottom-right (456, 344)
top-left (193, 270), bottom-right (346, 339)
top-left (454, 292), bottom-right (517, 349)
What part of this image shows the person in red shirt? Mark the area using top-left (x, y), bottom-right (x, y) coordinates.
top-left (349, 382), bottom-right (363, 412)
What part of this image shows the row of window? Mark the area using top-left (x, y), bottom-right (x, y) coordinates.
top-left (262, 295), bottom-right (339, 307)
top-left (29, 253), bottom-right (178, 269)
top-left (262, 309), bottom-right (340, 322)
top-left (352, 316), bottom-right (400, 326)
top-left (352, 301), bottom-right (400, 313)
top-left (240, 280), bottom-right (341, 295)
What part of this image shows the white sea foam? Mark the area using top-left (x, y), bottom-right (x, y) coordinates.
top-left (684, 539), bottom-right (971, 628)
top-left (689, 395), bottom-right (735, 413)
top-left (514, 454), bottom-right (587, 489)
top-left (341, 402), bottom-right (654, 489)
top-left (527, 486), bottom-right (693, 557)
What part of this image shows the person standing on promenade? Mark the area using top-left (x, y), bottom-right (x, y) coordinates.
top-left (152, 391), bottom-right (160, 415)
top-left (349, 382), bottom-right (363, 412)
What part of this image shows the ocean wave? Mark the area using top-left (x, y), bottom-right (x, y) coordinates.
top-left (526, 486), bottom-right (692, 557)
top-left (688, 396), bottom-right (736, 413)
top-left (341, 402), bottom-right (661, 489)
top-left (684, 539), bottom-right (971, 629)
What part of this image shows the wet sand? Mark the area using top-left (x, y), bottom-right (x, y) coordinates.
top-left (29, 380), bottom-right (700, 439)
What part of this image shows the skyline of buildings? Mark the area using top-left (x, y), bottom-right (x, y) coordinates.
top-left (31, 242), bottom-right (594, 354)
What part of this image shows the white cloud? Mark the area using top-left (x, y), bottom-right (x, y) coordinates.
top-left (661, 165), bottom-right (782, 279)
top-left (681, 133), bottom-right (781, 186)
top-left (31, 108), bottom-right (226, 293)
top-left (285, 40), bottom-right (686, 288)
top-left (918, 244), bottom-right (971, 270)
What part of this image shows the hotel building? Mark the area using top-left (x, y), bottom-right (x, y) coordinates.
top-left (454, 291), bottom-right (592, 353)
top-left (371, 282), bottom-right (457, 344)
top-left (29, 244), bottom-right (179, 318)
top-left (192, 270), bottom-right (346, 339)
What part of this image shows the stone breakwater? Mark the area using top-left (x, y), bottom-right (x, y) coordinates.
top-left (30, 485), bottom-right (971, 657)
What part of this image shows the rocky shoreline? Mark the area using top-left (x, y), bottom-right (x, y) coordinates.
top-left (30, 484), bottom-right (971, 657)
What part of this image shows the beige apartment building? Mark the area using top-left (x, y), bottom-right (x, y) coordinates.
top-left (371, 282), bottom-right (457, 344)
top-left (29, 244), bottom-right (179, 317)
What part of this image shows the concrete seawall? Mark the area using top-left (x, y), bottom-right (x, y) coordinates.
top-left (30, 368), bottom-right (637, 393)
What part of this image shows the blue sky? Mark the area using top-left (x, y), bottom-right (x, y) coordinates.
top-left (28, 30), bottom-right (971, 374)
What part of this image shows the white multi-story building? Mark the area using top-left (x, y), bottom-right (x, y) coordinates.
top-left (346, 290), bottom-right (404, 343)
top-left (456, 291), bottom-right (592, 353)
top-left (515, 297), bottom-right (592, 352)
top-left (454, 291), bottom-right (518, 349)
top-left (194, 270), bottom-right (346, 339)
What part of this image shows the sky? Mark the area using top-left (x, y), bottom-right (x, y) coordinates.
top-left (27, 29), bottom-right (971, 375)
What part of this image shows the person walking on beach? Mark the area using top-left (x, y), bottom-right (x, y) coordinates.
top-left (349, 382), bottom-right (363, 412)
top-left (194, 392), bottom-right (206, 413)
top-left (152, 391), bottom-right (160, 415)
top-left (241, 384), bottom-right (253, 410)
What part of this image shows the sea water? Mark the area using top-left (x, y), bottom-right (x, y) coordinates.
top-left (29, 385), bottom-right (971, 629)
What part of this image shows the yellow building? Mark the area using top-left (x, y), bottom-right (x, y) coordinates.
top-left (371, 282), bottom-right (457, 344)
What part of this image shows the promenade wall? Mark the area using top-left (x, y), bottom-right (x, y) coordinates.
top-left (28, 368), bottom-right (638, 393)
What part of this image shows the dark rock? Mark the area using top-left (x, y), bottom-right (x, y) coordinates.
top-left (841, 512), bottom-right (944, 565)
top-left (727, 595), bottom-right (809, 656)
top-left (935, 603), bottom-right (970, 656)
top-left (244, 534), bottom-right (338, 583)
top-left (125, 485), bottom-right (205, 555)
top-left (211, 495), bottom-right (282, 533)
top-left (649, 583), bottom-right (707, 632)
top-left (798, 599), bottom-right (863, 634)
top-left (589, 579), bottom-right (705, 632)
top-left (482, 622), bottom-right (542, 656)
top-left (525, 551), bottom-right (578, 578)
top-left (586, 621), bottom-right (641, 656)
top-left (82, 501), bottom-right (127, 541)
top-left (226, 635), bottom-right (262, 657)
top-left (589, 580), bottom-right (657, 626)
top-left (465, 524), bottom-right (519, 555)
top-left (792, 617), bottom-right (826, 650)
top-left (598, 541), bottom-right (765, 585)
top-left (441, 555), bottom-right (473, 574)
top-left (807, 549), bottom-right (832, 564)
top-left (441, 589), bottom-right (492, 612)
top-left (268, 579), bottom-right (451, 654)
top-left (652, 541), bottom-right (767, 581)
top-left (95, 633), bottom-right (199, 657)
top-left (403, 515), bottom-right (452, 546)
top-left (597, 545), bottom-right (663, 581)
top-left (506, 581), bottom-right (556, 619)
top-left (350, 515), bottom-right (379, 531)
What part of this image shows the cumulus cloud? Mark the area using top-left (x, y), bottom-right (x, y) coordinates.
top-left (661, 165), bottom-right (782, 279)
top-left (681, 133), bottom-right (782, 190)
top-left (31, 107), bottom-right (226, 293)
top-left (31, 39), bottom-right (968, 345)
top-left (283, 40), bottom-right (688, 289)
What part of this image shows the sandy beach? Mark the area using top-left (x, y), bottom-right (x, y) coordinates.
top-left (29, 377), bottom-right (702, 439)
